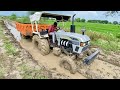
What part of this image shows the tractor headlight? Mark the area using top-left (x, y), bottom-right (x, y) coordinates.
top-left (88, 40), bottom-right (90, 44)
top-left (80, 42), bottom-right (86, 47)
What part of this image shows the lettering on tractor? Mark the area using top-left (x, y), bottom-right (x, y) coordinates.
top-left (15, 11), bottom-right (100, 74)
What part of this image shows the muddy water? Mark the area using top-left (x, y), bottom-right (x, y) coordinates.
top-left (20, 38), bottom-right (86, 79)
top-left (4, 21), bottom-right (21, 41)
top-left (19, 36), bottom-right (120, 79)
top-left (5, 21), bottom-right (120, 79)
top-left (4, 21), bottom-right (86, 79)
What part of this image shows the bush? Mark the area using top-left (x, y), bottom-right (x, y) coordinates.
top-left (75, 18), bottom-right (80, 22)
top-left (86, 31), bottom-right (114, 41)
top-left (113, 21), bottom-right (118, 25)
top-left (116, 33), bottom-right (120, 39)
top-left (80, 19), bottom-right (86, 22)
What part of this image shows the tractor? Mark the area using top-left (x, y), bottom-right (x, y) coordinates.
top-left (17, 11), bottom-right (100, 74)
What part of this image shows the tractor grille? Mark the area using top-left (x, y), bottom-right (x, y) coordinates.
top-left (75, 46), bottom-right (79, 52)
top-left (71, 41), bottom-right (79, 45)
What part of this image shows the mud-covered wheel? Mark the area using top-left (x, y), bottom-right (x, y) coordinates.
top-left (87, 49), bottom-right (92, 56)
top-left (60, 56), bottom-right (77, 74)
top-left (20, 33), bottom-right (27, 39)
top-left (32, 35), bottom-right (41, 50)
top-left (38, 39), bottom-right (50, 56)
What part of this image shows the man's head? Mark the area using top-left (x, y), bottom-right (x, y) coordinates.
top-left (53, 22), bottom-right (57, 27)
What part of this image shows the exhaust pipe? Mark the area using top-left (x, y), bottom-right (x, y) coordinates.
top-left (70, 14), bottom-right (76, 33)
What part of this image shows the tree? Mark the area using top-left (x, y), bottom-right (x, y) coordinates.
top-left (9, 13), bottom-right (17, 20)
top-left (113, 21), bottom-right (118, 25)
top-left (80, 19), bottom-right (86, 22)
top-left (108, 22), bottom-right (112, 24)
top-left (101, 20), bottom-right (108, 24)
top-left (75, 18), bottom-right (80, 22)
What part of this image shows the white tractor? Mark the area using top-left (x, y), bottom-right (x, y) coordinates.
top-left (30, 12), bottom-right (99, 74)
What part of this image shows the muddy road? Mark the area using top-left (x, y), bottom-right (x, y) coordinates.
top-left (3, 20), bottom-right (120, 79)
top-left (20, 38), bottom-right (86, 79)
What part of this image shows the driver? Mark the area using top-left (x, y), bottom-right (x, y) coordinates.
top-left (48, 22), bottom-right (58, 45)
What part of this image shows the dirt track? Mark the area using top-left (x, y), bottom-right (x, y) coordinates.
top-left (20, 38), bottom-right (86, 79)
top-left (3, 20), bottom-right (120, 79)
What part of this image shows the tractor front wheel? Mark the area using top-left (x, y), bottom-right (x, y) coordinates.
top-left (60, 56), bottom-right (77, 74)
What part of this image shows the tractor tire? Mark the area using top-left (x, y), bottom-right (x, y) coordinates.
top-left (38, 39), bottom-right (50, 56)
top-left (32, 35), bottom-right (41, 50)
top-left (87, 49), bottom-right (92, 56)
top-left (60, 56), bottom-right (77, 74)
top-left (53, 47), bottom-right (61, 56)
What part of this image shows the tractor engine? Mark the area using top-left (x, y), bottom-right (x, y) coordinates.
top-left (60, 39), bottom-right (73, 53)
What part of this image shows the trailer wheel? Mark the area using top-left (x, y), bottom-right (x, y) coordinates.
top-left (60, 56), bottom-right (77, 74)
top-left (38, 39), bottom-right (50, 56)
top-left (20, 33), bottom-right (27, 39)
top-left (32, 35), bottom-right (41, 50)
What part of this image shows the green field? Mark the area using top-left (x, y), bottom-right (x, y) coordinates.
top-left (28, 19), bottom-right (120, 36)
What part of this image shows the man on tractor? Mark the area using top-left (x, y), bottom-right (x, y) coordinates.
top-left (48, 22), bottom-right (58, 45)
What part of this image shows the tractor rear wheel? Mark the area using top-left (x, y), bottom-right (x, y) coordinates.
top-left (60, 56), bottom-right (77, 74)
top-left (38, 39), bottom-right (50, 56)
top-left (32, 35), bottom-right (41, 50)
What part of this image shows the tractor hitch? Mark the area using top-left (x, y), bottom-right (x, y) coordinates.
top-left (83, 49), bottom-right (100, 65)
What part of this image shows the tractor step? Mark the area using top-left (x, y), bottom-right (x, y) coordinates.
top-left (83, 49), bottom-right (100, 65)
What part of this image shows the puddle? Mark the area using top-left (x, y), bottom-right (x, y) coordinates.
top-left (4, 21), bottom-right (21, 42)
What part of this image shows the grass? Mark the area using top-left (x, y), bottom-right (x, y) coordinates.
top-left (4, 42), bottom-right (17, 55)
top-left (0, 26), bottom-right (5, 39)
top-left (0, 21), bottom-right (47, 79)
top-left (19, 64), bottom-right (48, 79)
top-left (0, 22), bottom-right (17, 55)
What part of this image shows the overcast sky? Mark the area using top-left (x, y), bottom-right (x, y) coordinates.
top-left (0, 11), bottom-right (120, 22)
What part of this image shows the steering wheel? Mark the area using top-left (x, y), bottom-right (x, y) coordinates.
top-left (56, 27), bottom-right (61, 31)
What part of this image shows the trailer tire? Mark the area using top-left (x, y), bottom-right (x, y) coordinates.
top-left (20, 33), bottom-right (27, 39)
top-left (38, 39), bottom-right (50, 56)
top-left (60, 56), bottom-right (77, 74)
top-left (32, 35), bottom-right (41, 50)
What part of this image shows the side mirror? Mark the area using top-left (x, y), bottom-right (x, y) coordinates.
top-left (81, 29), bottom-right (86, 35)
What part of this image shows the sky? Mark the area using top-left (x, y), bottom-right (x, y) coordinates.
top-left (0, 11), bottom-right (120, 22)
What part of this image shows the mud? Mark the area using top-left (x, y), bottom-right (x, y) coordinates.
top-left (3, 20), bottom-right (120, 79)
top-left (98, 51), bottom-right (120, 67)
